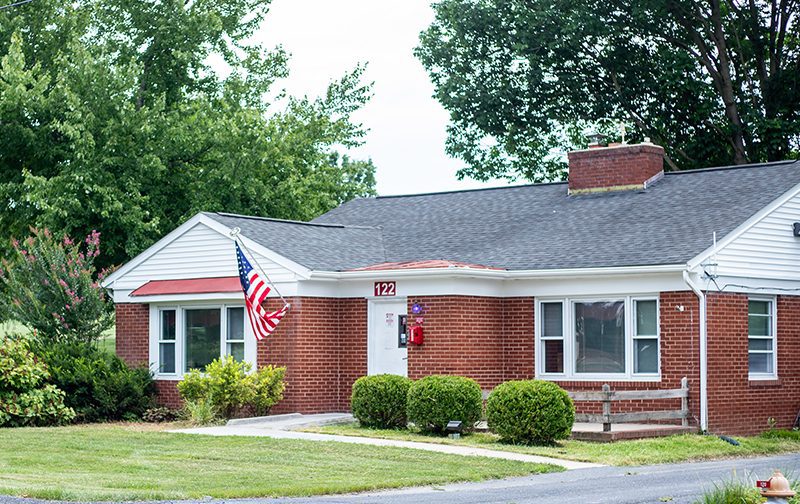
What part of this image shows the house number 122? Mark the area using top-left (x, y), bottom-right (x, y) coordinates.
top-left (374, 281), bottom-right (396, 297)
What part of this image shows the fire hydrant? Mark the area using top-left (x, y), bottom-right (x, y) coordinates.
top-left (759, 470), bottom-right (796, 503)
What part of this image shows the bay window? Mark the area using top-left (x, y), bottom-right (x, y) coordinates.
top-left (748, 298), bottom-right (776, 379)
top-left (537, 296), bottom-right (659, 380)
top-left (151, 304), bottom-right (249, 378)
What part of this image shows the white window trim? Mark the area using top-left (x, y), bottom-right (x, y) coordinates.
top-left (747, 296), bottom-right (778, 381)
top-left (535, 295), bottom-right (661, 382)
top-left (156, 307), bottom-right (178, 376)
top-left (149, 302), bottom-right (254, 380)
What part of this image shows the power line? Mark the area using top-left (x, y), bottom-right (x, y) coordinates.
top-left (0, 0), bottom-right (34, 11)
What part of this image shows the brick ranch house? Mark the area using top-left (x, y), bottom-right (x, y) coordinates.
top-left (104, 142), bottom-right (800, 435)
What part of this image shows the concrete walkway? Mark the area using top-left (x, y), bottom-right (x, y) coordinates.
top-left (170, 413), bottom-right (602, 470)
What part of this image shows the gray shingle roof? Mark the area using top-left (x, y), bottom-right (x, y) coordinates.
top-left (203, 212), bottom-right (386, 271)
top-left (208, 160), bottom-right (800, 271)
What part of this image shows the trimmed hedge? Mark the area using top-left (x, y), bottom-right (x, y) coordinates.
top-left (486, 380), bottom-right (574, 445)
top-left (351, 374), bottom-right (412, 429)
top-left (407, 375), bottom-right (482, 434)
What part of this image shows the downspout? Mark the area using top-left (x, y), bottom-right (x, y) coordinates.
top-left (683, 270), bottom-right (708, 432)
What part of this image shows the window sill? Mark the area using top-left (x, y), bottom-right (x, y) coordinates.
top-left (749, 378), bottom-right (781, 387)
top-left (154, 374), bottom-right (182, 381)
top-left (538, 375), bottom-right (662, 383)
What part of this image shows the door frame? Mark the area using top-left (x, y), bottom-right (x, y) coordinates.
top-left (367, 297), bottom-right (408, 376)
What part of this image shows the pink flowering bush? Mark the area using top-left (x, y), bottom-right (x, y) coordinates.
top-left (0, 228), bottom-right (113, 344)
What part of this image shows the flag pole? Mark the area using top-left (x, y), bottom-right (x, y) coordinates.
top-left (229, 227), bottom-right (290, 309)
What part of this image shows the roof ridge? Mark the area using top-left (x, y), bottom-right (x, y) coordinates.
top-left (663, 159), bottom-right (798, 176)
top-left (206, 212), bottom-right (381, 230)
top-left (375, 181), bottom-right (567, 199)
top-left (370, 159), bottom-right (799, 200)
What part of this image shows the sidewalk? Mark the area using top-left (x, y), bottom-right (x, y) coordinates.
top-left (170, 413), bottom-right (602, 470)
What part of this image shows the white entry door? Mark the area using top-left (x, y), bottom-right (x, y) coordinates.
top-left (368, 299), bottom-right (408, 376)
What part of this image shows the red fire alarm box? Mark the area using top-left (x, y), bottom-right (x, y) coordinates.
top-left (409, 325), bottom-right (424, 345)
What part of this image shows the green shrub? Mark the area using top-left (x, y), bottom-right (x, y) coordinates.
top-left (142, 406), bottom-right (179, 423)
top-left (406, 375), bottom-right (482, 434)
top-left (486, 380), bottom-right (574, 445)
top-left (0, 337), bottom-right (74, 427)
top-left (249, 365), bottom-right (286, 416)
top-left (351, 374), bottom-right (412, 429)
top-left (184, 398), bottom-right (218, 426)
top-left (36, 341), bottom-right (155, 422)
top-left (177, 356), bottom-right (286, 419)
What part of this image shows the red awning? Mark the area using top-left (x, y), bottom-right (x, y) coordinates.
top-left (130, 277), bottom-right (242, 297)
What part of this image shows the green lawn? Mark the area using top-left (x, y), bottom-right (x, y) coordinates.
top-left (306, 423), bottom-right (800, 466)
top-left (0, 423), bottom-right (559, 501)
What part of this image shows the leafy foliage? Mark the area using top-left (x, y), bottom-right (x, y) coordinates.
top-left (406, 375), bottom-right (483, 434)
top-left (0, 1), bottom-right (376, 270)
top-left (251, 365), bottom-right (286, 417)
top-left (0, 337), bottom-right (74, 427)
top-left (0, 228), bottom-right (112, 344)
top-left (142, 406), bottom-right (180, 423)
top-left (36, 341), bottom-right (155, 422)
top-left (177, 356), bottom-right (286, 419)
top-left (486, 380), bottom-right (574, 445)
top-left (183, 398), bottom-right (218, 426)
top-left (351, 374), bottom-right (412, 429)
top-left (416, 0), bottom-right (800, 182)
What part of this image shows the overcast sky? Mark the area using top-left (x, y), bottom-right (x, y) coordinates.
top-left (256, 0), bottom-right (502, 196)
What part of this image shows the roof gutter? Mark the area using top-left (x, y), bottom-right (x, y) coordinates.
top-left (310, 263), bottom-right (686, 281)
top-left (683, 269), bottom-right (708, 432)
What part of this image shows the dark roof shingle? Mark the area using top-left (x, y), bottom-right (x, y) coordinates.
top-left (207, 160), bottom-right (800, 271)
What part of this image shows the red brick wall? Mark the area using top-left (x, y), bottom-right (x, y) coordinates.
top-left (502, 297), bottom-right (535, 381)
top-left (568, 144), bottom-right (664, 193)
top-left (407, 296), bottom-right (506, 389)
top-left (258, 297), bottom-right (367, 414)
top-left (706, 293), bottom-right (800, 434)
top-left (115, 303), bottom-right (149, 367)
top-left (154, 380), bottom-right (182, 408)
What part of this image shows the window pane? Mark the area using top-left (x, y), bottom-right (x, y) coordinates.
top-left (749, 352), bottom-right (773, 374)
top-left (542, 302), bottom-right (563, 337)
top-left (159, 342), bottom-right (175, 373)
top-left (748, 338), bottom-right (773, 351)
top-left (161, 310), bottom-right (176, 340)
top-left (575, 301), bottom-right (625, 373)
top-left (635, 300), bottom-right (658, 336)
top-left (227, 307), bottom-right (245, 341)
top-left (635, 338), bottom-right (658, 374)
top-left (748, 314), bottom-right (771, 337)
top-left (543, 340), bottom-right (564, 374)
top-left (227, 342), bottom-right (245, 362)
top-left (185, 309), bottom-right (220, 372)
top-left (748, 300), bottom-right (770, 315)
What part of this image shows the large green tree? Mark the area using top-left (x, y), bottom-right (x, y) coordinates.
top-left (0, 0), bottom-right (376, 269)
top-left (416, 0), bottom-right (800, 182)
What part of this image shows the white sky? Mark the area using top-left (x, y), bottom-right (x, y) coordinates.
top-left (256, 0), bottom-right (503, 196)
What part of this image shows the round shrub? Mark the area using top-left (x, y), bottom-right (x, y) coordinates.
top-left (486, 380), bottom-right (574, 445)
top-left (351, 374), bottom-right (412, 429)
top-left (406, 375), bottom-right (482, 434)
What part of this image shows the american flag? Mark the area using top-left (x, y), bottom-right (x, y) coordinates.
top-left (235, 241), bottom-right (289, 340)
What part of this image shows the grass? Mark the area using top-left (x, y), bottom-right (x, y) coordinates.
top-left (305, 423), bottom-right (800, 466)
top-left (0, 423), bottom-right (559, 501)
top-left (0, 320), bottom-right (116, 354)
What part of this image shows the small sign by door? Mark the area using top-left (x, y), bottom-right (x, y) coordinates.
top-left (374, 281), bottom-right (396, 297)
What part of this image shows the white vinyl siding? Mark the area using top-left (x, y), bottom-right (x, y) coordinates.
top-left (114, 222), bottom-right (296, 291)
top-left (714, 191), bottom-right (800, 281)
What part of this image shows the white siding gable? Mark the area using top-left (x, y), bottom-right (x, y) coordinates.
top-left (712, 190), bottom-right (800, 281)
top-left (111, 221), bottom-right (298, 292)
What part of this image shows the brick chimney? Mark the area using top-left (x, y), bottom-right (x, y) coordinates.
top-left (567, 142), bottom-right (665, 194)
